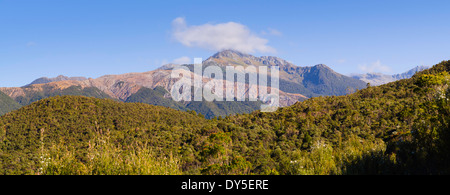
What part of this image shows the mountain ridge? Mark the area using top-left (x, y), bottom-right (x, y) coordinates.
top-left (0, 50), bottom-right (369, 117)
top-left (26, 75), bottom-right (88, 86)
top-left (351, 65), bottom-right (430, 86)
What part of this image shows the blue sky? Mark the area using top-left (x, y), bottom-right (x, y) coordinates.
top-left (1, 0), bottom-right (450, 87)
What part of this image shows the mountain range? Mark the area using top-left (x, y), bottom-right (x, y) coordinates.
top-left (350, 66), bottom-right (429, 86)
top-left (0, 50), bottom-right (422, 118)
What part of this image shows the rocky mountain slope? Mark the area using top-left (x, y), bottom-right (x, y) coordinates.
top-left (205, 50), bottom-right (367, 97)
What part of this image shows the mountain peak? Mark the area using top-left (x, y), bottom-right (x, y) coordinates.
top-left (27, 75), bottom-right (88, 86)
top-left (56, 75), bottom-right (68, 79)
top-left (206, 50), bottom-right (296, 68)
top-left (211, 50), bottom-right (253, 59)
top-left (157, 63), bottom-right (179, 70)
top-left (259, 56), bottom-right (294, 67)
top-left (205, 50), bottom-right (261, 67)
top-left (314, 64), bottom-right (329, 69)
top-left (311, 64), bottom-right (335, 72)
top-left (392, 65), bottom-right (429, 80)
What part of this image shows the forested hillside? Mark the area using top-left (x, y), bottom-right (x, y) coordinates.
top-left (14, 86), bottom-right (113, 106)
top-left (1, 60), bottom-right (449, 175)
top-left (125, 86), bottom-right (262, 119)
top-left (0, 96), bottom-right (210, 174)
top-left (0, 91), bottom-right (21, 116)
top-left (125, 86), bottom-right (188, 111)
top-left (217, 60), bottom-right (450, 174)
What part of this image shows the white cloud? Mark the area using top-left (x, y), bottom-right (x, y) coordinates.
top-left (172, 56), bottom-right (191, 65)
top-left (262, 28), bottom-right (283, 36)
top-left (358, 60), bottom-right (392, 73)
top-left (171, 17), bottom-right (276, 54)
